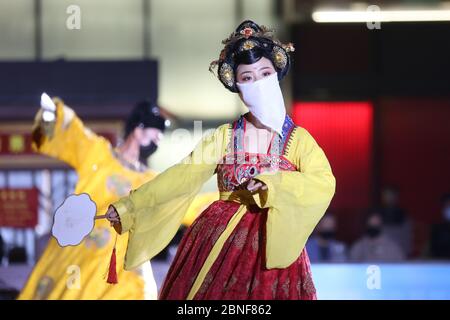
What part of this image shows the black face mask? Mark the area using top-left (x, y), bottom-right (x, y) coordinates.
top-left (139, 141), bottom-right (158, 165)
top-left (366, 226), bottom-right (382, 238)
top-left (319, 231), bottom-right (335, 241)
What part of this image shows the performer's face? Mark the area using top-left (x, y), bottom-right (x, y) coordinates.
top-left (236, 57), bottom-right (276, 84)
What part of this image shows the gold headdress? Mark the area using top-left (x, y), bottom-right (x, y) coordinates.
top-left (209, 20), bottom-right (295, 92)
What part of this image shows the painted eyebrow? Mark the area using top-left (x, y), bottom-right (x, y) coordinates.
top-left (240, 67), bottom-right (272, 75)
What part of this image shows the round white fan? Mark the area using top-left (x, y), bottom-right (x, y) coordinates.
top-left (52, 193), bottom-right (105, 247)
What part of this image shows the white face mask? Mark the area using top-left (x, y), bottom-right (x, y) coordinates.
top-left (236, 73), bottom-right (286, 135)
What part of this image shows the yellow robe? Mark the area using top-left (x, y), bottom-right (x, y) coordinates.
top-left (19, 102), bottom-right (157, 300)
top-left (112, 121), bottom-right (336, 299)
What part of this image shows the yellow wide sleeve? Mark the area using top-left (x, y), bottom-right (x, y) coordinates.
top-left (112, 124), bottom-right (229, 270)
top-left (253, 127), bottom-right (336, 269)
top-left (32, 99), bottom-right (106, 171)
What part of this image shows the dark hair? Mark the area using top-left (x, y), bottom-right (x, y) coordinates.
top-left (124, 100), bottom-right (166, 139)
top-left (233, 47), bottom-right (275, 77)
top-left (235, 46), bottom-right (272, 67)
top-left (234, 42), bottom-right (287, 80)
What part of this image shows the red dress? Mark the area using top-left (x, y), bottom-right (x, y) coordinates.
top-left (159, 115), bottom-right (317, 300)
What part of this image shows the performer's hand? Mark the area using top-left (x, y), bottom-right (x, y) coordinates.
top-left (246, 179), bottom-right (268, 193)
top-left (105, 206), bottom-right (120, 227)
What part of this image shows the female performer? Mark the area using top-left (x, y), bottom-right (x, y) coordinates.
top-left (105, 20), bottom-right (336, 300)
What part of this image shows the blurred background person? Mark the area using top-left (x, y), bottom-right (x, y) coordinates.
top-left (306, 212), bottom-right (347, 263)
top-left (0, 234), bottom-right (4, 264)
top-left (428, 194), bottom-right (450, 259)
top-left (350, 209), bottom-right (405, 262)
top-left (18, 96), bottom-right (167, 300)
top-left (379, 186), bottom-right (412, 257)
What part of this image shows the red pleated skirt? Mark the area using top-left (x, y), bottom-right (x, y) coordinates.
top-left (159, 200), bottom-right (317, 300)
